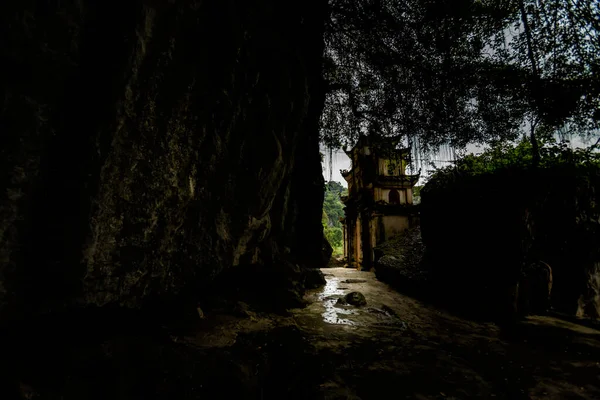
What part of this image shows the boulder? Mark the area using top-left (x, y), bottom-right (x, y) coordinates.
top-left (343, 292), bottom-right (367, 307)
top-left (374, 227), bottom-right (430, 293)
top-left (321, 237), bottom-right (334, 267)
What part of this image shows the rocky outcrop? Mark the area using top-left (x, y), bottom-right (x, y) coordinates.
top-left (420, 166), bottom-right (600, 320)
top-left (337, 291), bottom-right (367, 306)
top-left (321, 236), bottom-right (334, 266)
top-left (577, 261), bottom-right (600, 319)
top-left (0, 0), bottom-right (328, 322)
top-left (373, 226), bottom-right (430, 294)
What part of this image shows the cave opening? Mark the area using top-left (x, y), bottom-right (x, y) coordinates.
top-left (1, 0), bottom-right (600, 399)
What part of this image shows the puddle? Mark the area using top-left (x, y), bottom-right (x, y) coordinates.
top-left (294, 268), bottom-right (600, 400)
top-left (307, 269), bottom-right (410, 329)
top-left (318, 274), bottom-right (358, 326)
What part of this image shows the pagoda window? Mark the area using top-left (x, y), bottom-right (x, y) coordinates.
top-left (389, 189), bottom-right (400, 204)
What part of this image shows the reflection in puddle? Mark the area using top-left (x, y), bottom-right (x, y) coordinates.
top-left (318, 276), bottom-right (357, 326)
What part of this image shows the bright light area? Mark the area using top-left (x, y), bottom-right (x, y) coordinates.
top-left (321, 136), bottom-right (596, 187)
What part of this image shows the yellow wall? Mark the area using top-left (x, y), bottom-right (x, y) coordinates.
top-left (406, 189), bottom-right (413, 204)
top-left (374, 187), bottom-right (383, 202)
top-left (382, 215), bottom-right (410, 240)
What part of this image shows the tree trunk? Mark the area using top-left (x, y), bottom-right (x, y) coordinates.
top-left (519, 0), bottom-right (542, 166)
top-left (530, 118), bottom-right (541, 167)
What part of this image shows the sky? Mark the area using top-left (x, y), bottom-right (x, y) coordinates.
top-left (320, 136), bottom-right (594, 187)
top-left (320, 143), bottom-right (485, 187)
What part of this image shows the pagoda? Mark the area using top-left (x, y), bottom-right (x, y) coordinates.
top-left (339, 135), bottom-right (420, 270)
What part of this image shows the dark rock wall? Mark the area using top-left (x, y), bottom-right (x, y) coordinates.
top-left (0, 0), bottom-right (328, 320)
top-left (373, 226), bottom-right (429, 295)
top-left (420, 167), bottom-right (600, 320)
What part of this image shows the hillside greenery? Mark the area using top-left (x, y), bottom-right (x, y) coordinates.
top-left (323, 181), bottom-right (346, 256)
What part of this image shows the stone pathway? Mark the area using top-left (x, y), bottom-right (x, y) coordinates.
top-left (172, 267), bottom-right (600, 399)
top-left (289, 268), bottom-right (600, 400)
top-left (16, 268), bottom-right (599, 399)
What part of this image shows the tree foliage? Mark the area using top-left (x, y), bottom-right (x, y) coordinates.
top-left (321, 0), bottom-right (600, 157)
top-left (428, 137), bottom-right (600, 185)
top-left (509, 0), bottom-right (600, 130)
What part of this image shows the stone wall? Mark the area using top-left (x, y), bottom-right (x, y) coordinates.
top-left (420, 166), bottom-right (600, 320)
top-left (0, 0), bottom-right (328, 321)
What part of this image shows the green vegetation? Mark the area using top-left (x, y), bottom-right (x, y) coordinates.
top-left (427, 139), bottom-right (600, 188)
top-left (323, 181), bottom-right (346, 256)
top-left (412, 185), bottom-right (423, 204)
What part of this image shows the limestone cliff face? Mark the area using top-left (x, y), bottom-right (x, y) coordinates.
top-left (0, 0), bottom-right (327, 319)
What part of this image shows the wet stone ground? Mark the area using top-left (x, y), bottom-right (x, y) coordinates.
top-left (174, 267), bottom-right (600, 400)
top-left (8, 268), bottom-right (600, 399)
